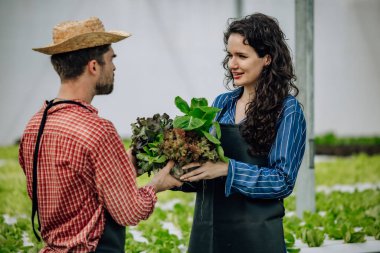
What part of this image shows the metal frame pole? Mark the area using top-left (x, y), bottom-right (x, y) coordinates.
top-left (235, 0), bottom-right (243, 18)
top-left (295, 0), bottom-right (316, 217)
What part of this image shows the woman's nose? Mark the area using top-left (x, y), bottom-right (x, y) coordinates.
top-left (229, 57), bottom-right (238, 69)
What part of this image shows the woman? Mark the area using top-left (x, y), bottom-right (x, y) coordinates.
top-left (180, 13), bottom-right (306, 253)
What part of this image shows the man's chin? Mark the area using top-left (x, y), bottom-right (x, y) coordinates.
top-left (95, 84), bottom-right (114, 95)
top-left (97, 90), bottom-right (113, 95)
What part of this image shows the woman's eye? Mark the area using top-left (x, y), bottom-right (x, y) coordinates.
top-left (239, 54), bottom-right (247, 59)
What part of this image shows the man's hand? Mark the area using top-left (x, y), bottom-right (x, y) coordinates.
top-left (148, 161), bottom-right (183, 193)
top-left (127, 148), bottom-right (144, 176)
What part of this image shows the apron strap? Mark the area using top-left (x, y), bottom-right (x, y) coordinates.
top-left (215, 103), bottom-right (228, 122)
top-left (31, 99), bottom-right (89, 241)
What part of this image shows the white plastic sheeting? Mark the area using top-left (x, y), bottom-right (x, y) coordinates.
top-left (0, 0), bottom-right (379, 145)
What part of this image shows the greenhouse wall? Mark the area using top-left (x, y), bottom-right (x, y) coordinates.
top-left (0, 0), bottom-right (379, 146)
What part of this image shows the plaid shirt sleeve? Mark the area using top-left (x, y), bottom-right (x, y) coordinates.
top-left (90, 120), bottom-right (157, 226)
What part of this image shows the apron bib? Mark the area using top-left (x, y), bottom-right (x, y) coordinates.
top-left (188, 122), bottom-right (285, 253)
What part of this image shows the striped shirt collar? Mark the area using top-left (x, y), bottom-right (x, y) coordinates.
top-left (221, 88), bottom-right (243, 124)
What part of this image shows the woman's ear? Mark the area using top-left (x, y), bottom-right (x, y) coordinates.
top-left (264, 54), bottom-right (272, 66)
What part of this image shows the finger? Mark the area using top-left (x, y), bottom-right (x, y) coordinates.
top-left (184, 172), bottom-right (206, 182)
top-left (127, 148), bottom-right (135, 156)
top-left (180, 168), bottom-right (204, 181)
top-left (173, 179), bottom-right (183, 187)
top-left (182, 162), bottom-right (201, 170)
top-left (168, 174), bottom-right (182, 182)
top-left (126, 149), bottom-right (132, 158)
top-left (162, 160), bottom-right (175, 173)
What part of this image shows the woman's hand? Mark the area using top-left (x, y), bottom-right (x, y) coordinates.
top-left (180, 161), bottom-right (229, 182)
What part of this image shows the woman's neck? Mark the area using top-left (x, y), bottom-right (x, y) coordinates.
top-left (240, 86), bottom-right (255, 104)
top-left (235, 87), bottom-right (255, 124)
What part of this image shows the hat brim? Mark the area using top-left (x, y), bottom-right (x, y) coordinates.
top-left (33, 31), bottom-right (131, 55)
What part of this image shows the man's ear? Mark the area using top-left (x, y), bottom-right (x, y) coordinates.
top-left (87, 60), bottom-right (98, 75)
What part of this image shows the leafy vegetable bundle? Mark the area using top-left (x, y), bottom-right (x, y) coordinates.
top-left (131, 96), bottom-right (228, 179)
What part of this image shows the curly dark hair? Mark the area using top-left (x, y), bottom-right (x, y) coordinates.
top-left (222, 13), bottom-right (299, 155)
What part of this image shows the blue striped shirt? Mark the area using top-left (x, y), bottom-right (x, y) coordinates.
top-left (212, 88), bottom-right (306, 199)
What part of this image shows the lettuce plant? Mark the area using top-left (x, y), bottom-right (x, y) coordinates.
top-left (130, 96), bottom-right (228, 178)
top-left (131, 113), bottom-right (172, 176)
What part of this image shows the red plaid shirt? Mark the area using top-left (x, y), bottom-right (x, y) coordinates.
top-left (19, 100), bottom-right (157, 252)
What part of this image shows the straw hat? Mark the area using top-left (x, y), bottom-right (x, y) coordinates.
top-left (33, 17), bottom-right (131, 55)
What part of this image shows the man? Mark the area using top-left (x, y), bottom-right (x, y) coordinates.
top-left (18, 17), bottom-right (182, 252)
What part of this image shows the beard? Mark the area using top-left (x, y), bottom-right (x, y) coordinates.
top-left (95, 81), bottom-right (113, 95)
top-left (95, 71), bottom-right (114, 95)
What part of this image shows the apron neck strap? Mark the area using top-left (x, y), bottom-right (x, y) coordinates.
top-left (31, 99), bottom-right (90, 241)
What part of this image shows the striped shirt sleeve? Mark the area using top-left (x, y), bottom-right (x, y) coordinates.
top-left (213, 92), bottom-right (306, 199)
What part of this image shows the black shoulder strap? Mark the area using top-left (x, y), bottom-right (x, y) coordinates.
top-left (31, 100), bottom-right (89, 241)
top-left (215, 102), bottom-right (228, 122)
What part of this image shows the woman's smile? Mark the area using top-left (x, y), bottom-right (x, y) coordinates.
top-left (232, 71), bottom-right (243, 79)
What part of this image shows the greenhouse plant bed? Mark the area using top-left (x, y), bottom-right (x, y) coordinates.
top-left (316, 145), bottom-right (380, 156)
top-left (296, 237), bottom-right (380, 253)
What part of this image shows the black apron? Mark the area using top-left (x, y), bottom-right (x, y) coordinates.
top-left (32, 100), bottom-right (125, 252)
top-left (94, 211), bottom-right (125, 253)
top-left (187, 108), bottom-right (286, 253)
